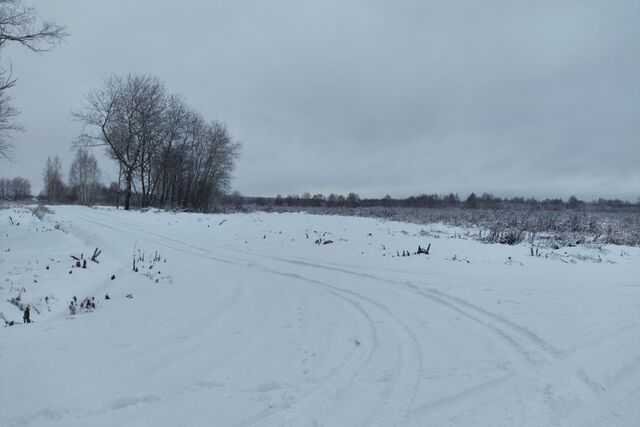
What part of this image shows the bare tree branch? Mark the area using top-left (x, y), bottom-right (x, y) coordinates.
top-left (0, 0), bottom-right (67, 160)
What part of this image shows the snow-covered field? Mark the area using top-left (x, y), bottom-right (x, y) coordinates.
top-left (1, 205), bottom-right (639, 427)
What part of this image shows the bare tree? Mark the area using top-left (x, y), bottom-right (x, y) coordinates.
top-left (69, 148), bottom-right (100, 205)
top-left (154, 95), bottom-right (190, 206)
top-left (346, 192), bottom-right (360, 208)
top-left (74, 75), bottom-right (153, 209)
top-left (0, 176), bottom-right (6, 198)
top-left (0, 91), bottom-right (18, 159)
top-left (0, 0), bottom-right (66, 159)
top-left (310, 193), bottom-right (325, 207)
top-left (42, 154), bottom-right (64, 202)
top-left (10, 176), bottom-right (29, 199)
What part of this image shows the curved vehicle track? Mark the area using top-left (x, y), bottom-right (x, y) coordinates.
top-left (57, 208), bottom-right (639, 426)
top-left (69, 210), bottom-right (427, 426)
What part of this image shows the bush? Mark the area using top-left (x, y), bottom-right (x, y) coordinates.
top-left (30, 205), bottom-right (54, 220)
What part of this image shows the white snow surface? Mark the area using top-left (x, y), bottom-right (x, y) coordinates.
top-left (1, 205), bottom-right (639, 427)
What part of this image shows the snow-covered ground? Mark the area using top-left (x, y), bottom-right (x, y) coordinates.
top-left (1, 205), bottom-right (639, 427)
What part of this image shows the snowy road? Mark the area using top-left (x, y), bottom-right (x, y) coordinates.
top-left (1, 206), bottom-right (639, 426)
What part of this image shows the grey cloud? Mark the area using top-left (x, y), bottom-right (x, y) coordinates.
top-left (2, 0), bottom-right (638, 201)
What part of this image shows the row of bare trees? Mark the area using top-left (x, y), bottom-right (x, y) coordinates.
top-left (41, 150), bottom-right (102, 204)
top-left (274, 192), bottom-right (363, 208)
top-left (0, 175), bottom-right (30, 200)
top-left (73, 74), bottom-right (240, 211)
top-left (252, 192), bottom-right (637, 211)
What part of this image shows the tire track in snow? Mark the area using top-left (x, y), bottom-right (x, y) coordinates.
top-left (69, 209), bottom-right (625, 423)
top-left (70, 214), bottom-right (379, 406)
top-left (230, 270), bottom-right (422, 427)
top-left (238, 250), bottom-right (629, 411)
top-left (77, 211), bottom-right (540, 385)
top-left (416, 285), bottom-right (561, 356)
top-left (256, 252), bottom-right (620, 414)
top-left (93, 209), bottom-right (559, 361)
top-left (71, 211), bottom-right (445, 424)
top-left (254, 256), bottom-right (631, 405)
top-left (237, 288), bottom-right (379, 427)
top-left (70, 212), bottom-right (423, 425)
top-left (74, 212), bottom-right (589, 369)
top-left (76, 211), bottom-right (533, 424)
top-left (225, 253), bottom-right (559, 365)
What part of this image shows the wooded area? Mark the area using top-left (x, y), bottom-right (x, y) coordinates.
top-left (73, 74), bottom-right (240, 211)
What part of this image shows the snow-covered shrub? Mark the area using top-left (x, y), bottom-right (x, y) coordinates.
top-left (248, 205), bottom-right (640, 248)
top-left (30, 205), bottom-right (54, 220)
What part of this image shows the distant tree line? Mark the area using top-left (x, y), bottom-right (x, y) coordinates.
top-left (244, 192), bottom-right (637, 210)
top-left (38, 151), bottom-right (118, 205)
top-left (73, 74), bottom-right (240, 211)
top-left (0, 176), bottom-right (31, 200)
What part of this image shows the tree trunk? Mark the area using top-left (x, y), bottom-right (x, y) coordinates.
top-left (124, 171), bottom-right (133, 210)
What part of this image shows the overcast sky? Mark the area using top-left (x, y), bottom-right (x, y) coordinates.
top-left (2, 0), bottom-right (639, 201)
